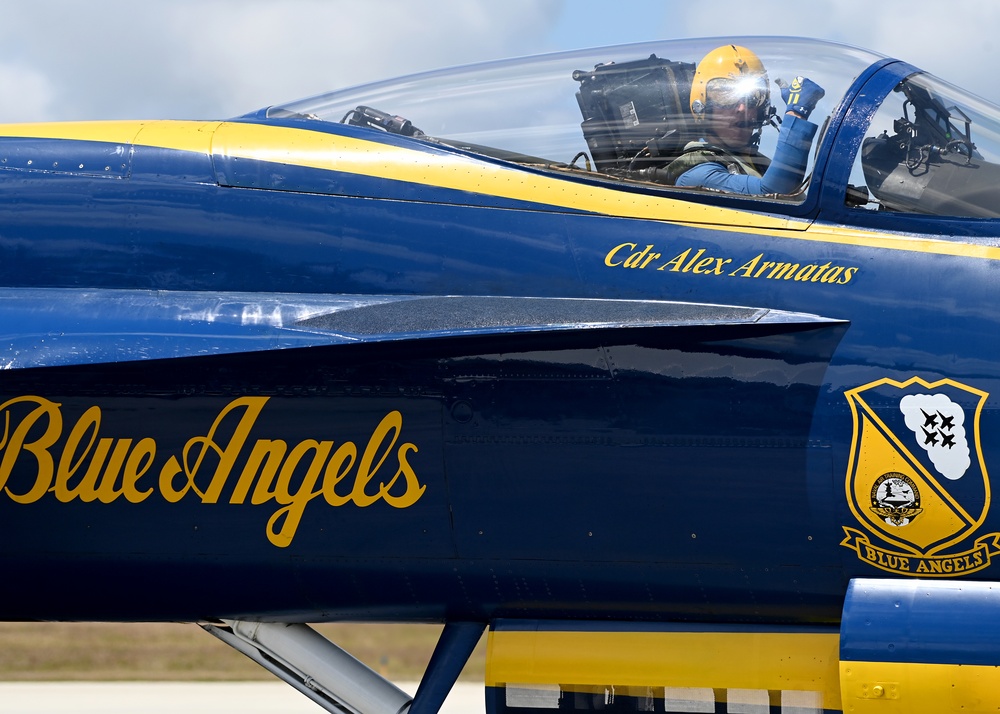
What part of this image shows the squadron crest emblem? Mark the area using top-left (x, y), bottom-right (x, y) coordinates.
top-left (870, 471), bottom-right (922, 527)
top-left (841, 377), bottom-right (1000, 576)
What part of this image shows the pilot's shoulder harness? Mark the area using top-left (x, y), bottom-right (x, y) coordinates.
top-left (664, 141), bottom-right (765, 185)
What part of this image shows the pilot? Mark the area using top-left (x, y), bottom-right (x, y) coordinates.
top-left (666, 44), bottom-right (825, 195)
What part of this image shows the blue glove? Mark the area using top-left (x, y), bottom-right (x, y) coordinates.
top-left (776, 76), bottom-right (825, 120)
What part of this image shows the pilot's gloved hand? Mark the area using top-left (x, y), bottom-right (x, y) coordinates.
top-left (776, 76), bottom-right (825, 120)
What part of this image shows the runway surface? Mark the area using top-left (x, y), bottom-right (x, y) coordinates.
top-left (0, 681), bottom-right (485, 713)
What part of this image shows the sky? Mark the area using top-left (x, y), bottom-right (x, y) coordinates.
top-left (0, 0), bottom-right (996, 123)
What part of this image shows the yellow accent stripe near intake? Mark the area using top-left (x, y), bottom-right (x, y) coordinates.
top-left (486, 628), bottom-right (842, 710)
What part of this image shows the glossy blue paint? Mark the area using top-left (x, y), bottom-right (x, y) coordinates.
top-left (0, 37), bottom-right (999, 636)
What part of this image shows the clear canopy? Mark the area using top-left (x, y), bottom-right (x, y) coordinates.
top-left (268, 38), bottom-right (1000, 219)
top-left (270, 37), bottom-right (884, 199)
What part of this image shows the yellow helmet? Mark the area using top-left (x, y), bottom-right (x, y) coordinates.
top-left (690, 44), bottom-right (770, 121)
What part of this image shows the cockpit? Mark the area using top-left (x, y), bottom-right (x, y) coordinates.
top-left (848, 72), bottom-right (1000, 218)
top-left (265, 37), bottom-right (1000, 220)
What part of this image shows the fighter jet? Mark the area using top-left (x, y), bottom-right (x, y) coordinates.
top-left (2, 35), bottom-right (999, 714)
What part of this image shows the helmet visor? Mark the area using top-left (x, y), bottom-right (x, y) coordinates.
top-left (705, 76), bottom-right (769, 112)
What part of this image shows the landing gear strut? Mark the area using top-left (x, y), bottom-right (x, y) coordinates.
top-left (203, 619), bottom-right (485, 714)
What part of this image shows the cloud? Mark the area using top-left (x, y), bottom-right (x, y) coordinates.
top-left (663, 0), bottom-right (1000, 103)
top-left (0, 63), bottom-right (55, 122)
top-left (0, 0), bottom-right (563, 122)
top-left (155, 0), bottom-right (565, 118)
top-left (0, 0), bottom-right (995, 123)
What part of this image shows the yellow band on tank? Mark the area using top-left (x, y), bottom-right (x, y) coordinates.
top-left (840, 659), bottom-right (1000, 713)
top-left (486, 628), bottom-right (842, 710)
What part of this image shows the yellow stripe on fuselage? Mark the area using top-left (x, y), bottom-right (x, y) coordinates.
top-left (803, 223), bottom-right (1000, 260)
top-left (0, 120), bottom-right (221, 154)
top-left (0, 119), bottom-right (805, 231)
top-left (209, 121), bottom-right (805, 230)
top-left (1, 119), bottom-right (999, 264)
top-left (486, 628), bottom-right (842, 710)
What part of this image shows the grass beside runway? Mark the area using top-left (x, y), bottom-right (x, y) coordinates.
top-left (0, 623), bottom-right (486, 681)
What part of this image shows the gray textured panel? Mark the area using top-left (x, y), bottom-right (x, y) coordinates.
top-left (294, 296), bottom-right (779, 336)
